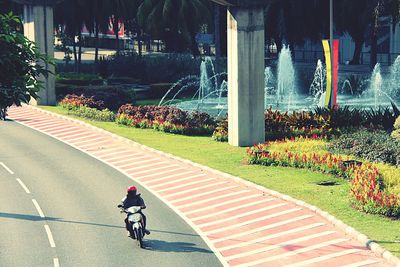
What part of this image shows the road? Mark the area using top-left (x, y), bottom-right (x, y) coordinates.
top-left (0, 120), bottom-right (222, 267)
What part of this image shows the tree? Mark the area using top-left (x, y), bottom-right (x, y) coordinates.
top-left (137, 0), bottom-right (211, 56)
top-left (0, 13), bottom-right (49, 120)
top-left (264, 0), bottom-right (329, 52)
top-left (54, 0), bottom-right (87, 72)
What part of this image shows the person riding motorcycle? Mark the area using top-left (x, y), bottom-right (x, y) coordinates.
top-left (119, 185), bottom-right (150, 236)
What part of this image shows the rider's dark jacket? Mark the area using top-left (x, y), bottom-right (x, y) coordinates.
top-left (121, 193), bottom-right (146, 209)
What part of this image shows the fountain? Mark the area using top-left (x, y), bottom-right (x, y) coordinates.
top-left (388, 56), bottom-right (400, 99)
top-left (276, 45), bottom-right (297, 110)
top-left (369, 64), bottom-right (383, 109)
top-left (264, 66), bottom-right (275, 109)
top-left (309, 59), bottom-right (326, 106)
top-left (159, 49), bottom-right (399, 116)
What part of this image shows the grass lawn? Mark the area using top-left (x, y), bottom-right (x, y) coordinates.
top-left (41, 105), bottom-right (400, 257)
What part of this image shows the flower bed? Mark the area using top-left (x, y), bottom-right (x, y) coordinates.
top-left (247, 138), bottom-right (400, 218)
top-left (213, 106), bottom-right (398, 142)
top-left (116, 104), bottom-right (216, 136)
top-left (59, 94), bottom-right (115, 122)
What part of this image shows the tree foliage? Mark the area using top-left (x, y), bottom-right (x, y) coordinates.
top-left (0, 13), bottom-right (49, 120)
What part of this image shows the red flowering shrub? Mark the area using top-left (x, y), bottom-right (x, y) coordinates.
top-left (351, 165), bottom-right (400, 217)
top-left (116, 104), bottom-right (216, 136)
top-left (59, 94), bottom-right (104, 110)
top-left (247, 140), bottom-right (400, 217)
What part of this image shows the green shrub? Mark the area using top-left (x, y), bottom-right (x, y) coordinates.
top-left (391, 116), bottom-right (400, 140)
top-left (328, 129), bottom-right (400, 166)
top-left (56, 72), bottom-right (104, 86)
top-left (56, 85), bottom-right (136, 111)
top-left (149, 83), bottom-right (174, 99)
top-left (63, 105), bottom-right (115, 122)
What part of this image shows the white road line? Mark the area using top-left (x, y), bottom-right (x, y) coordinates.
top-left (44, 225), bottom-right (56, 248)
top-left (186, 195), bottom-right (267, 217)
top-left (164, 181), bottom-right (228, 197)
top-left (79, 141), bottom-right (112, 150)
top-left (220, 222), bottom-right (325, 251)
top-left (285, 248), bottom-right (362, 267)
top-left (144, 170), bottom-right (199, 183)
top-left (100, 152), bottom-right (142, 162)
top-left (137, 167), bottom-right (187, 179)
top-left (94, 147), bottom-right (129, 157)
top-left (114, 155), bottom-right (152, 167)
top-left (51, 131), bottom-right (87, 141)
top-left (177, 190), bottom-right (252, 209)
top-left (72, 136), bottom-right (108, 145)
top-left (170, 185), bottom-right (239, 204)
top-left (53, 258), bottom-right (60, 267)
top-left (28, 119), bottom-right (63, 127)
top-left (106, 156), bottom-right (143, 165)
top-left (193, 199), bottom-right (275, 220)
top-left (226, 230), bottom-right (336, 261)
top-left (150, 173), bottom-right (208, 188)
top-left (0, 162), bottom-right (14, 174)
top-left (205, 208), bottom-right (301, 235)
top-left (32, 199), bottom-right (45, 218)
top-left (236, 238), bottom-right (349, 267)
top-left (63, 133), bottom-right (99, 142)
top-left (51, 129), bottom-right (85, 137)
top-left (198, 203), bottom-right (288, 228)
top-left (210, 214), bottom-right (313, 243)
top-left (156, 177), bottom-right (215, 192)
top-left (125, 161), bottom-right (168, 172)
top-left (16, 178), bottom-right (31, 194)
top-left (25, 120), bottom-right (55, 127)
top-left (340, 259), bottom-right (380, 267)
top-left (129, 164), bottom-right (180, 176)
top-left (35, 123), bottom-right (69, 131)
top-left (123, 159), bottom-right (163, 170)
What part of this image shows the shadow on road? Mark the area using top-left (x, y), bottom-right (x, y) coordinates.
top-left (143, 239), bottom-right (213, 254)
top-left (0, 212), bottom-right (124, 229)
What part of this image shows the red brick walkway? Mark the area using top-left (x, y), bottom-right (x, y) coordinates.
top-left (8, 106), bottom-right (397, 267)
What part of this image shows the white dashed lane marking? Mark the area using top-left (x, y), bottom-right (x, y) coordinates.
top-left (32, 199), bottom-right (45, 218)
top-left (0, 162), bottom-right (14, 174)
top-left (16, 178), bottom-right (31, 194)
top-left (44, 225), bottom-right (56, 248)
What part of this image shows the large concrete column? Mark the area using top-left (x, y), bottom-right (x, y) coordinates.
top-left (227, 7), bottom-right (265, 147)
top-left (23, 4), bottom-right (56, 105)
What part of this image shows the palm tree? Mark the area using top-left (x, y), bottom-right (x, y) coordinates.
top-left (137, 0), bottom-right (211, 56)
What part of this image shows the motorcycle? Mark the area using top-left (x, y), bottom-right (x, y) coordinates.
top-left (119, 205), bottom-right (145, 248)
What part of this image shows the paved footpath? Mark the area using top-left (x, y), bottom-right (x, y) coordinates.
top-left (7, 106), bottom-right (399, 267)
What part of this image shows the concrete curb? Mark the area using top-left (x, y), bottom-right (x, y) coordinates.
top-left (23, 105), bottom-right (400, 266)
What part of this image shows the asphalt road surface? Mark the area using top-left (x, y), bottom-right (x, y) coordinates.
top-left (0, 120), bottom-right (222, 267)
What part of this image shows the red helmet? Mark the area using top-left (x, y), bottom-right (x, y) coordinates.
top-left (127, 185), bottom-right (137, 193)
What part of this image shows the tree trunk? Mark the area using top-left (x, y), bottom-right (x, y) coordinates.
top-left (370, 29), bottom-right (378, 69)
top-left (73, 39), bottom-right (78, 71)
top-left (78, 33), bottom-right (82, 73)
top-left (190, 32), bottom-right (200, 58)
top-left (137, 30), bottom-right (142, 56)
top-left (214, 3), bottom-right (221, 58)
top-left (113, 17), bottom-right (120, 55)
top-left (350, 38), bottom-right (363, 65)
top-left (94, 23), bottom-right (100, 64)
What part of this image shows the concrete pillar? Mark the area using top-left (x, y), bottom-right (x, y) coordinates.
top-left (227, 7), bottom-right (265, 147)
top-left (23, 4), bottom-right (56, 105)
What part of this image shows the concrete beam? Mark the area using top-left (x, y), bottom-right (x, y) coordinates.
top-left (228, 7), bottom-right (265, 147)
top-left (23, 4), bottom-right (56, 106)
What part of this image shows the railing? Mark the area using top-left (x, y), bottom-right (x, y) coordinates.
top-left (293, 50), bottom-right (399, 66)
